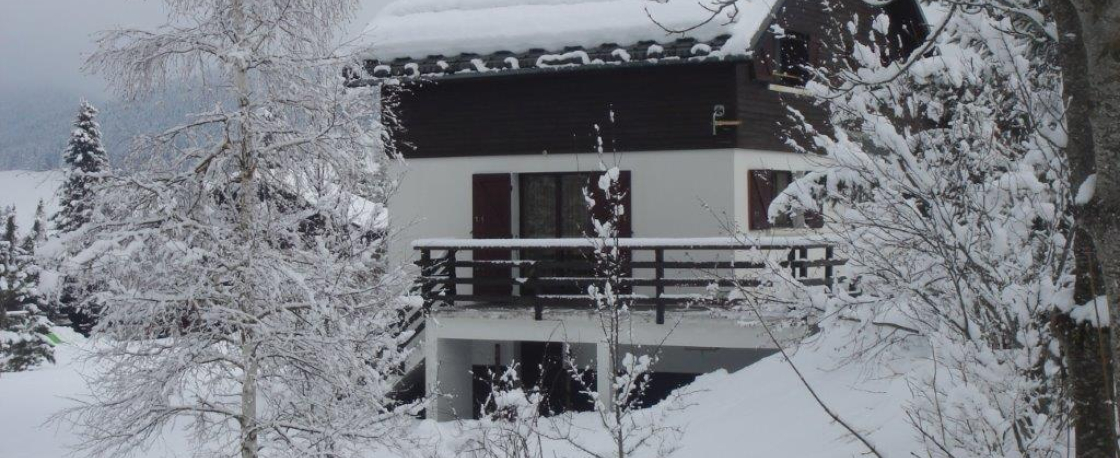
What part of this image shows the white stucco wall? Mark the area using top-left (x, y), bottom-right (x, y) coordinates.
top-left (387, 148), bottom-right (822, 266)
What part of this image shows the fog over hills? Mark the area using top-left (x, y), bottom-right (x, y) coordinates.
top-left (0, 87), bottom-right (216, 171)
top-left (0, 0), bottom-right (389, 172)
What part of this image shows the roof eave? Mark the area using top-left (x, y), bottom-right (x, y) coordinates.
top-left (348, 54), bottom-right (752, 88)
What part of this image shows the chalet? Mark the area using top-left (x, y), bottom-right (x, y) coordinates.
top-left (356, 0), bottom-right (927, 421)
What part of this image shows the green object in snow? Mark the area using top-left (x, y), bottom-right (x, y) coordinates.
top-left (45, 333), bottom-right (63, 345)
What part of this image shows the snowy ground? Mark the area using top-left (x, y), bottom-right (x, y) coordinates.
top-left (0, 326), bottom-right (927, 458)
top-left (0, 170), bottom-right (63, 233)
top-left (397, 328), bottom-right (928, 458)
top-left (0, 329), bottom-right (190, 458)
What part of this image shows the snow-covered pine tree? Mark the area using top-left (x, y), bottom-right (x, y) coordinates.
top-left (57, 1), bottom-right (418, 457)
top-left (54, 100), bottom-right (108, 234)
top-left (26, 200), bottom-right (47, 250)
top-left (23, 199), bottom-right (67, 325)
top-left (53, 101), bottom-right (109, 335)
top-left (0, 211), bottom-right (55, 372)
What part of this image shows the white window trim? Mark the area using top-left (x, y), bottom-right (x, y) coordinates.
top-left (767, 83), bottom-right (812, 96)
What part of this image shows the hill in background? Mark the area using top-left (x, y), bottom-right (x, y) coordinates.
top-left (0, 170), bottom-right (63, 234)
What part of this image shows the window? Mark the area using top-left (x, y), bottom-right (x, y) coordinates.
top-left (519, 173), bottom-right (593, 239)
top-left (749, 169), bottom-right (822, 230)
top-left (518, 171), bottom-right (632, 295)
top-left (775, 31), bottom-right (810, 86)
top-left (518, 171), bottom-right (631, 239)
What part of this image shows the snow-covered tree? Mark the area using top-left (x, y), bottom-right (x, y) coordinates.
top-left (463, 149), bottom-right (682, 458)
top-left (571, 156), bottom-right (681, 458)
top-left (54, 100), bottom-right (108, 234)
top-left (56, 1), bottom-right (419, 457)
top-left (742, 4), bottom-right (1083, 457)
top-left (0, 211), bottom-right (55, 372)
top-left (26, 200), bottom-right (47, 250)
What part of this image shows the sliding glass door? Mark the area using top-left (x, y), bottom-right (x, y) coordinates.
top-left (519, 173), bottom-right (595, 296)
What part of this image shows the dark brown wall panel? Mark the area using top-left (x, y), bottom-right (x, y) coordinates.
top-left (383, 0), bottom-right (926, 158)
top-left (736, 0), bottom-right (926, 151)
top-left (384, 63), bottom-right (739, 158)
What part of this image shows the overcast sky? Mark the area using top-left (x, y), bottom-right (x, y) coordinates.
top-left (0, 0), bottom-right (393, 99)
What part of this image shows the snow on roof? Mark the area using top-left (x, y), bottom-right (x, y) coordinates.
top-left (361, 0), bottom-right (776, 63)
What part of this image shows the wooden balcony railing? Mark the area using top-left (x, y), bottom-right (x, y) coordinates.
top-left (414, 237), bottom-right (845, 324)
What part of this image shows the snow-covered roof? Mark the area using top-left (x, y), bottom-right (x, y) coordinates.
top-left (359, 0), bottom-right (776, 79)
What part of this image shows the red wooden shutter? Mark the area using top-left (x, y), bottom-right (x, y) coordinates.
top-left (748, 170), bottom-right (775, 230)
top-left (472, 173), bottom-right (512, 296)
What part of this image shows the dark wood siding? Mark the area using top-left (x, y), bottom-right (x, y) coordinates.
top-left (737, 0), bottom-right (928, 151)
top-left (385, 64), bottom-right (739, 158)
top-left (736, 63), bottom-right (821, 152)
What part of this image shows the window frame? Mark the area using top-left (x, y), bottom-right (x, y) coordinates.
top-left (774, 31), bottom-right (811, 87)
top-left (748, 169), bottom-right (822, 231)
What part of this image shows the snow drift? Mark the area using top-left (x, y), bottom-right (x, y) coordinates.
top-left (0, 326), bottom-right (930, 457)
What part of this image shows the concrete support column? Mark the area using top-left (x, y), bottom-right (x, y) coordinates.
top-left (427, 338), bottom-right (474, 421)
top-left (596, 341), bottom-right (613, 409)
top-left (423, 330), bottom-right (440, 418)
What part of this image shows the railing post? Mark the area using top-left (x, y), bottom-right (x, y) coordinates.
top-left (787, 248), bottom-right (797, 278)
top-left (446, 249), bottom-right (458, 301)
top-left (655, 248), bottom-right (665, 325)
top-left (824, 246), bottom-right (834, 289)
top-left (798, 247), bottom-right (808, 278)
top-left (534, 294), bottom-right (543, 322)
top-left (522, 253), bottom-right (543, 321)
top-left (419, 248), bottom-right (433, 312)
top-left (512, 248), bottom-right (520, 298)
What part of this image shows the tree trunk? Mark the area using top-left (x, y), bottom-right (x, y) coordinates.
top-left (1048, 0), bottom-right (1120, 454)
top-left (1054, 0), bottom-right (1120, 424)
top-left (1081, 24), bottom-right (1120, 431)
top-left (241, 341), bottom-right (259, 458)
top-left (1053, 230), bottom-right (1116, 458)
top-left (230, 1), bottom-right (258, 457)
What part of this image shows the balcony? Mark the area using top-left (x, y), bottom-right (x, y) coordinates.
top-left (414, 237), bottom-right (845, 324)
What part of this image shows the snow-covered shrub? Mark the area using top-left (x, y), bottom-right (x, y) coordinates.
top-left (461, 365), bottom-right (547, 458)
